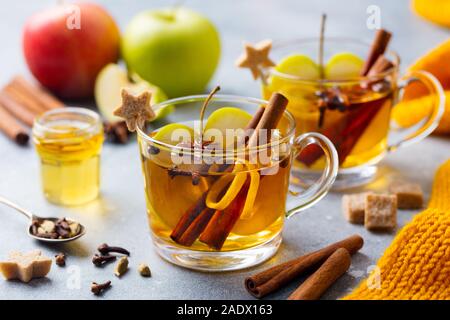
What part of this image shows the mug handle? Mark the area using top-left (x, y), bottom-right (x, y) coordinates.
top-left (388, 70), bottom-right (445, 152)
top-left (285, 132), bottom-right (339, 218)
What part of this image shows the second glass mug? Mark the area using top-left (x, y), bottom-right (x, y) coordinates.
top-left (137, 95), bottom-right (338, 271)
top-left (260, 38), bottom-right (445, 189)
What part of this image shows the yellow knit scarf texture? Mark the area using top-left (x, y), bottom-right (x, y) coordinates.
top-left (344, 159), bottom-right (450, 300)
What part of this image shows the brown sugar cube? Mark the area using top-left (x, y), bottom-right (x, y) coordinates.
top-left (342, 192), bottom-right (371, 224)
top-left (365, 194), bottom-right (397, 231)
top-left (389, 181), bottom-right (423, 209)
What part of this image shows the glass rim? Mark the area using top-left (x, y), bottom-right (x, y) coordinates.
top-left (137, 94), bottom-right (297, 156)
top-left (33, 107), bottom-right (102, 136)
top-left (263, 36), bottom-right (400, 84)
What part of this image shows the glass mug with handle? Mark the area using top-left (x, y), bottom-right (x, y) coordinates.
top-left (260, 38), bottom-right (445, 189)
top-left (137, 94), bottom-right (338, 271)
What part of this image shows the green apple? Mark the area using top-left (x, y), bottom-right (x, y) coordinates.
top-left (122, 7), bottom-right (221, 98)
top-left (94, 63), bottom-right (172, 123)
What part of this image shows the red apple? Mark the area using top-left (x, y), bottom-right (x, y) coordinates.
top-left (23, 2), bottom-right (120, 99)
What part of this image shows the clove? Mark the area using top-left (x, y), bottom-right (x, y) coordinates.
top-left (55, 253), bottom-right (66, 267)
top-left (92, 254), bottom-right (117, 267)
top-left (97, 243), bottom-right (130, 256)
top-left (104, 121), bottom-right (129, 144)
top-left (168, 166), bottom-right (207, 186)
top-left (148, 145), bottom-right (160, 155)
top-left (91, 281), bottom-right (112, 296)
top-left (316, 87), bottom-right (350, 128)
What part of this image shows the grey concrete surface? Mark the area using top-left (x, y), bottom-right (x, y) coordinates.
top-left (0, 0), bottom-right (449, 300)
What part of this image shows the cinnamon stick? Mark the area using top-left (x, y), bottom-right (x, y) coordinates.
top-left (0, 104), bottom-right (29, 146)
top-left (298, 92), bottom-right (387, 167)
top-left (199, 94), bottom-right (288, 249)
top-left (177, 208), bottom-right (216, 247)
top-left (360, 29), bottom-right (392, 76)
top-left (367, 55), bottom-right (394, 77)
top-left (247, 93), bottom-right (288, 148)
top-left (104, 121), bottom-right (130, 144)
top-left (11, 76), bottom-right (64, 110)
top-left (199, 181), bottom-right (250, 249)
top-left (245, 234), bottom-right (363, 298)
top-left (170, 193), bottom-right (209, 243)
top-left (244, 106), bottom-right (265, 140)
top-left (0, 90), bottom-right (36, 126)
top-left (4, 83), bottom-right (47, 114)
top-left (287, 248), bottom-right (351, 300)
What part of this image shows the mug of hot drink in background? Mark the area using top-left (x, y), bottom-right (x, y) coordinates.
top-left (254, 34), bottom-right (445, 189)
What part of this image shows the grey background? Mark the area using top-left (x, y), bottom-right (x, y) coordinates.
top-left (0, 0), bottom-right (449, 300)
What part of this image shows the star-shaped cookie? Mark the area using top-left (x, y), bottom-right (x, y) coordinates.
top-left (114, 89), bottom-right (156, 132)
top-left (236, 40), bottom-right (275, 80)
top-left (0, 250), bottom-right (52, 283)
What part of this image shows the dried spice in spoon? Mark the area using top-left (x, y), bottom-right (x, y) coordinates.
top-left (31, 217), bottom-right (81, 240)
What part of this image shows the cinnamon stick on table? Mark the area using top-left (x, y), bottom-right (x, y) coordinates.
top-left (0, 104), bottom-right (29, 146)
top-left (4, 83), bottom-right (47, 114)
top-left (104, 121), bottom-right (131, 144)
top-left (0, 90), bottom-right (36, 126)
top-left (288, 248), bottom-right (351, 300)
top-left (245, 234), bottom-right (363, 298)
top-left (10, 75), bottom-right (64, 110)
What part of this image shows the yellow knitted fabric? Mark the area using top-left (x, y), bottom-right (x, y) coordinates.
top-left (344, 159), bottom-right (450, 300)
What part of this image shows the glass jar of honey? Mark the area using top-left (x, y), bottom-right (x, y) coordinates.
top-left (32, 108), bottom-right (104, 206)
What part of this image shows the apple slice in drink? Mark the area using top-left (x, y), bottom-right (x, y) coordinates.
top-left (275, 54), bottom-right (321, 79)
top-left (203, 107), bottom-right (252, 148)
top-left (268, 54), bottom-right (321, 105)
top-left (147, 123), bottom-right (194, 165)
top-left (147, 123), bottom-right (206, 229)
top-left (153, 123), bottom-right (194, 146)
top-left (325, 52), bottom-right (364, 80)
top-left (94, 63), bottom-right (173, 123)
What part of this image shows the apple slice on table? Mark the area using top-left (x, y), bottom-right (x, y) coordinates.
top-left (324, 52), bottom-right (364, 80)
top-left (94, 63), bottom-right (173, 124)
top-left (203, 107), bottom-right (253, 148)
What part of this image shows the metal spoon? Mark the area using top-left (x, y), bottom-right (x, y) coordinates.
top-left (0, 195), bottom-right (86, 243)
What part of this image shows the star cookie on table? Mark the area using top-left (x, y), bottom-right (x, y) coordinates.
top-left (0, 250), bottom-right (52, 283)
top-left (236, 40), bottom-right (276, 80)
top-left (114, 89), bottom-right (156, 132)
